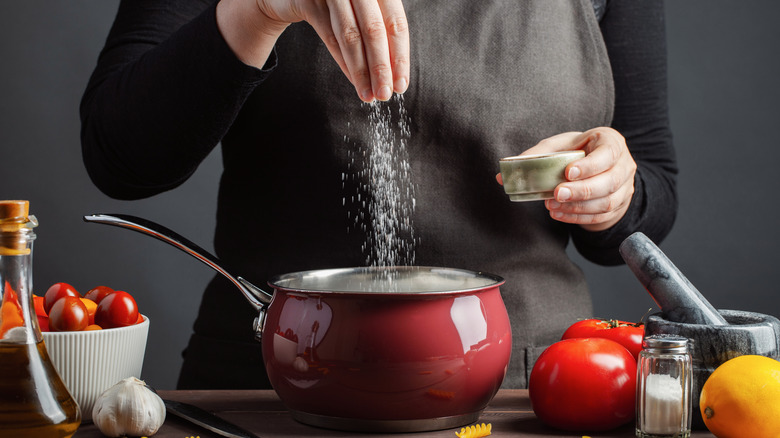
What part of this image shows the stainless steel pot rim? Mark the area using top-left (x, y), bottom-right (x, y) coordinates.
top-left (268, 266), bottom-right (505, 295)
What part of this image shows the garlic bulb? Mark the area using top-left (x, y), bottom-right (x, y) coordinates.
top-left (92, 377), bottom-right (166, 437)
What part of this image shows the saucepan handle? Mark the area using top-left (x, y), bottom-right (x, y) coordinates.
top-left (83, 213), bottom-right (273, 318)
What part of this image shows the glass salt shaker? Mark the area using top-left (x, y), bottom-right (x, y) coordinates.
top-left (636, 335), bottom-right (692, 438)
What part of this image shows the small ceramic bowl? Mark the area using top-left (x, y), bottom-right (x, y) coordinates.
top-left (42, 316), bottom-right (149, 421)
top-left (499, 150), bottom-right (585, 202)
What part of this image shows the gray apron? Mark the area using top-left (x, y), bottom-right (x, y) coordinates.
top-left (182, 0), bottom-right (614, 389)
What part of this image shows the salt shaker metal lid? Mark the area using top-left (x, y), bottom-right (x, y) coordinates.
top-left (642, 335), bottom-right (690, 354)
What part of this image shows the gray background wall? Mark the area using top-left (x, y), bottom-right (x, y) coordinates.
top-left (1, 1), bottom-right (778, 390)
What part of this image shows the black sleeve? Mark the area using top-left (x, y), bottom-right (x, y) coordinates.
top-left (80, 0), bottom-right (276, 200)
top-left (570, 0), bottom-right (679, 266)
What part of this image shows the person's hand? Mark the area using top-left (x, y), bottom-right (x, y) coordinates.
top-left (498, 128), bottom-right (637, 232)
top-left (218, 0), bottom-right (410, 103)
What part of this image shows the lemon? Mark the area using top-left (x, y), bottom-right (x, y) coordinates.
top-left (699, 355), bottom-right (780, 438)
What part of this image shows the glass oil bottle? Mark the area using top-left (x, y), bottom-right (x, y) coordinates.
top-left (0, 200), bottom-right (81, 437)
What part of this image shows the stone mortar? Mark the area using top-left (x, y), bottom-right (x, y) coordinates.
top-left (645, 309), bottom-right (780, 429)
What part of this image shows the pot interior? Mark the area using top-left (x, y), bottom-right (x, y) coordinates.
top-left (268, 266), bottom-right (504, 295)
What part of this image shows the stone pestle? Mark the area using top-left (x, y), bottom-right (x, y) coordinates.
top-left (619, 232), bottom-right (728, 326)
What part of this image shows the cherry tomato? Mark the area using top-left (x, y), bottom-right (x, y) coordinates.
top-left (43, 282), bottom-right (80, 315)
top-left (84, 286), bottom-right (114, 304)
top-left (95, 291), bottom-right (138, 328)
top-left (561, 318), bottom-right (644, 360)
top-left (48, 296), bottom-right (89, 332)
top-left (85, 324), bottom-right (102, 331)
top-left (529, 338), bottom-right (637, 431)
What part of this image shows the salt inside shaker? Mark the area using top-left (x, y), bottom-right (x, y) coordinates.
top-left (636, 335), bottom-right (692, 438)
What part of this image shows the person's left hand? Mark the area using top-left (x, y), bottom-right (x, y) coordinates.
top-left (498, 127), bottom-right (636, 232)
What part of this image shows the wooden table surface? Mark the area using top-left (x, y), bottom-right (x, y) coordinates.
top-left (73, 389), bottom-right (715, 438)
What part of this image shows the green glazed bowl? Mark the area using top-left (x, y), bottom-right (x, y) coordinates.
top-left (499, 150), bottom-right (585, 202)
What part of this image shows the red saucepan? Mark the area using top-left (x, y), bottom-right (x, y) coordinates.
top-left (84, 214), bottom-right (512, 433)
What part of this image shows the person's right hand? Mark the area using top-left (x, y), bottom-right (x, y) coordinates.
top-left (218, 0), bottom-right (410, 102)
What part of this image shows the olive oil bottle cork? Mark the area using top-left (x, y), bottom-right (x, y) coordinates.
top-left (0, 200), bottom-right (28, 221)
top-left (0, 200), bottom-right (37, 255)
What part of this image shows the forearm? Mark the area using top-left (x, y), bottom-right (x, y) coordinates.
top-left (80, 1), bottom-right (275, 199)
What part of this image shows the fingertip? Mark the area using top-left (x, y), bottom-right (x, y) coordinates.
top-left (376, 85), bottom-right (393, 101)
top-left (394, 76), bottom-right (408, 94)
top-left (556, 187), bottom-right (572, 202)
top-left (567, 166), bottom-right (581, 180)
top-left (360, 88), bottom-right (375, 103)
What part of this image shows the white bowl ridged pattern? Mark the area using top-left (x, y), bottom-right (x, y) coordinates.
top-left (42, 316), bottom-right (149, 421)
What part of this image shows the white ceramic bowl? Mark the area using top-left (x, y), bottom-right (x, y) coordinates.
top-left (42, 316), bottom-right (149, 421)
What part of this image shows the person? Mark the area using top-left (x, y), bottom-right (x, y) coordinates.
top-left (80, 0), bottom-right (677, 389)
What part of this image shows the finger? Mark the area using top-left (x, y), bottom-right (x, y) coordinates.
top-left (555, 166), bottom-right (631, 203)
top-left (546, 201), bottom-right (631, 231)
top-left (567, 132), bottom-right (628, 181)
top-left (548, 207), bottom-right (617, 228)
top-left (548, 182), bottom-right (632, 215)
top-left (545, 185), bottom-right (633, 225)
top-left (351, 0), bottom-right (395, 101)
top-left (377, 0), bottom-right (409, 94)
top-left (325, 0), bottom-right (376, 102)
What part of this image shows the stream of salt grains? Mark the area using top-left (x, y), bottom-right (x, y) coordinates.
top-left (342, 94), bottom-right (417, 290)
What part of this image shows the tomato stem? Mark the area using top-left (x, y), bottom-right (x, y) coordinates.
top-left (636, 308), bottom-right (654, 326)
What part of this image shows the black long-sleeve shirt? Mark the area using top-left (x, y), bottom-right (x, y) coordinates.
top-left (81, 0), bottom-right (677, 388)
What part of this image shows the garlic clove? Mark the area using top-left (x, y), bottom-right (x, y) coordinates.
top-left (92, 376), bottom-right (166, 437)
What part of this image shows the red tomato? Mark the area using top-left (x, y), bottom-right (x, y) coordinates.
top-left (48, 296), bottom-right (89, 332)
top-left (43, 282), bottom-right (80, 315)
top-left (529, 338), bottom-right (637, 432)
top-left (84, 286), bottom-right (114, 304)
top-left (561, 318), bottom-right (644, 360)
top-left (95, 291), bottom-right (139, 328)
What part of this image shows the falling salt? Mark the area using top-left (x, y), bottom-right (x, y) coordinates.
top-left (365, 95), bottom-right (416, 268)
top-left (342, 94), bottom-right (417, 289)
